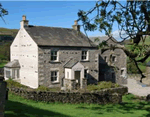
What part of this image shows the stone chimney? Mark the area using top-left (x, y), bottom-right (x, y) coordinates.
top-left (72, 20), bottom-right (80, 32)
top-left (20, 15), bottom-right (29, 28)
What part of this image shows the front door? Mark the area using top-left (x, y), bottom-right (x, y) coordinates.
top-left (99, 73), bottom-right (105, 81)
top-left (74, 71), bottom-right (80, 88)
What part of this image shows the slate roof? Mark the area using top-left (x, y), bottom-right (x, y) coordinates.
top-left (5, 60), bottom-right (20, 68)
top-left (146, 61), bottom-right (150, 66)
top-left (25, 25), bottom-right (96, 47)
top-left (64, 58), bottom-right (79, 68)
top-left (89, 36), bottom-right (118, 45)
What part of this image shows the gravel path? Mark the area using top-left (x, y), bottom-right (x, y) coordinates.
top-left (122, 78), bottom-right (150, 96)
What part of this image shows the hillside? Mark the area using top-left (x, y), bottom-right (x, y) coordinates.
top-left (0, 27), bottom-right (18, 45)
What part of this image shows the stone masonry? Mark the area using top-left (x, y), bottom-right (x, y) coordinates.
top-left (0, 77), bottom-right (7, 117)
top-left (38, 46), bottom-right (101, 88)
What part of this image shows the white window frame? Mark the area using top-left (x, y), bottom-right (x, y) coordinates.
top-left (81, 50), bottom-right (89, 61)
top-left (5, 69), bottom-right (11, 79)
top-left (14, 69), bottom-right (19, 79)
top-left (120, 68), bottom-right (126, 77)
top-left (51, 71), bottom-right (59, 83)
top-left (51, 49), bottom-right (59, 62)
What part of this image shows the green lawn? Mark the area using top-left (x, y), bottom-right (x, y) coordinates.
top-left (0, 62), bottom-right (7, 68)
top-left (5, 92), bottom-right (150, 117)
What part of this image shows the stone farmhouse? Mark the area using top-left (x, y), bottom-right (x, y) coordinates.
top-left (4, 15), bottom-right (127, 90)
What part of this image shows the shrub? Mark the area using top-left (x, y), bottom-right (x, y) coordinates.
top-left (36, 85), bottom-right (51, 91)
top-left (114, 83), bottom-right (120, 88)
top-left (36, 85), bottom-right (60, 92)
top-left (6, 78), bottom-right (28, 88)
top-left (87, 84), bottom-right (98, 91)
top-left (97, 81), bottom-right (112, 89)
top-left (87, 81), bottom-right (120, 91)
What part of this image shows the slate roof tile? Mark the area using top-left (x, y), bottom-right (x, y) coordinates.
top-left (25, 26), bottom-right (96, 47)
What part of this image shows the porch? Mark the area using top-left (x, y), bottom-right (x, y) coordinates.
top-left (4, 60), bottom-right (20, 82)
top-left (63, 58), bottom-right (87, 90)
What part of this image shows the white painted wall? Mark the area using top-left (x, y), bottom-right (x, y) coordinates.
top-left (11, 28), bottom-right (38, 88)
top-left (65, 62), bottom-right (84, 80)
top-left (65, 68), bottom-right (72, 79)
top-left (72, 62), bottom-right (84, 79)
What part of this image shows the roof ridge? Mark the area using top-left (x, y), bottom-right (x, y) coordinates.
top-left (27, 25), bottom-right (73, 30)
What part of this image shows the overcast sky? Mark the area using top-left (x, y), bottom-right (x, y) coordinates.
top-left (0, 1), bottom-right (124, 40)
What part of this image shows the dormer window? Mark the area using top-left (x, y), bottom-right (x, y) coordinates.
top-left (81, 50), bottom-right (88, 60)
top-left (51, 50), bottom-right (58, 61)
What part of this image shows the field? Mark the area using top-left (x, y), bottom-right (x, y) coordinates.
top-left (5, 92), bottom-right (150, 117)
top-left (0, 62), bottom-right (7, 68)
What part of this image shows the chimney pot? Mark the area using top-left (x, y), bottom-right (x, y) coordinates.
top-left (72, 20), bottom-right (80, 32)
top-left (20, 15), bottom-right (29, 28)
top-left (22, 15), bottom-right (26, 21)
top-left (74, 20), bottom-right (78, 25)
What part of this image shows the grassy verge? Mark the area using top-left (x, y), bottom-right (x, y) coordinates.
top-left (5, 92), bottom-right (150, 117)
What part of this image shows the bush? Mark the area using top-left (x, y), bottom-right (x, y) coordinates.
top-left (6, 79), bottom-right (60, 92)
top-left (36, 86), bottom-right (60, 92)
top-left (87, 81), bottom-right (120, 91)
top-left (6, 78), bottom-right (28, 88)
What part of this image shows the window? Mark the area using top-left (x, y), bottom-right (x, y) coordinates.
top-left (82, 51), bottom-right (88, 60)
top-left (84, 69), bottom-right (88, 79)
top-left (17, 69), bottom-right (19, 78)
top-left (51, 51), bottom-right (57, 61)
top-left (112, 56), bottom-right (116, 62)
top-left (112, 73), bottom-right (115, 79)
top-left (6, 70), bottom-right (10, 78)
top-left (51, 71), bottom-right (58, 82)
top-left (121, 70), bottom-right (124, 75)
top-left (67, 72), bottom-right (69, 78)
top-left (14, 69), bottom-right (19, 79)
top-left (104, 56), bottom-right (107, 62)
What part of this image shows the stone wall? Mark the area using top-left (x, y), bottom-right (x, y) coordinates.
top-left (146, 67), bottom-right (150, 79)
top-left (64, 79), bottom-right (76, 90)
top-left (64, 78), bottom-right (87, 90)
top-left (8, 86), bottom-right (128, 105)
top-left (101, 38), bottom-right (127, 85)
top-left (37, 45), bottom-right (127, 89)
top-left (0, 77), bottom-right (7, 117)
top-left (38, 46), bottom-right (101, 88)
top-left (0, 68), bottom-right (4, 76)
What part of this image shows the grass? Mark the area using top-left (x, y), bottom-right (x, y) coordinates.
top-left (0, 62), bottom-right (7, 68)
top-left (5, 92), bottom-right (150, 117)
top-left (0, 60), bottom-right (9, 68)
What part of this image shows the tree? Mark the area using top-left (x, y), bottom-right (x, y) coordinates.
top-left (77, 0), bottom-right (150, 82)
top-left (0, 3), bottom-right (8, 24)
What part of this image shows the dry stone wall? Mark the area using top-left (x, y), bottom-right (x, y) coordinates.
top-left (0, 78), bottom-right (7, 117)
top-left (8, 86), bottom-right (128, 105)
top-left (0, 68), bottom-right (4, 76)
